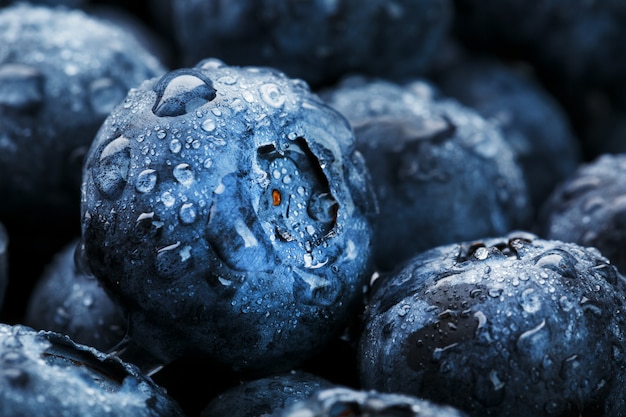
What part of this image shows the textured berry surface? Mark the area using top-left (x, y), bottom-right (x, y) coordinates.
top-left (24, 239), bottom-right (127, 352)
top-left (201, 370), bottom-right (335, 417)
top-left (0, 3), bottom-right (166, 216)
top-left (359, 234), bottom-right (626, 416)
top-left (358, 232), bottom-right (626, 417)
top-left (170, 0), bottom-right (452, 88)
top-left (434, 57), bottom-right (582, 213)
top-left (0, 323), bottom-right (185, 416)
top-left (322, 76), bottom-right (531, 271)
top-left (80, 59), bottom-right (377, 375)
top-left (276, 386), bottom-right (469, 417)
top-left (539, 153), bottom-right (626, 276)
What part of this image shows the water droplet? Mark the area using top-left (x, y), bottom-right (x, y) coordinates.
top-left (197, 57), bottom-right (226, 70)
top-left (93, 136), bottom-right (131, 199)
top-left (173, 163), bottom-right (194, 186)
top-left (544, 399), bottom-right (564, 415)
top-left (156, 130), bottom-right (167, 139)
top-left (83, 294), bottom-right (94, 307)
top-left (519, 288), bottom-right (542, 314)
top-left (201, 118), bottom-right (216, 132)
top-left (161, 191), bottom-right (175, 207)
top-left (179, 203), bottom-right (197, 224)
top-left (203, 158), bottom-right (213, 169)
top-left (473, 369), bottom-right (505, 407)
top-left (217, 75), bottom-right (238, 85)
top-left (170, 139), bottom-right (182, 153)
top-left (488, 288), bottom-right (503, 298)
top-left (474, 247), bottom-right (489, 260)
top-left (152, 68), bottom-right (217, 117)
top-left (260, 83), bottom-right (286, 108)
top-left (135, 169), bottom-right (157, 193)
top-left (517, 319), bottom-right (551, 366)
top-left (0, 63), bottom-right (44, 111)
top-left (398, 304), bottom-right (411, 317)
top-left (89, 77), bottom-right (126, 116)
top-left (242, 90), bottom-right (255, 103)
top-left (559, 295), bottom-right (576, 312)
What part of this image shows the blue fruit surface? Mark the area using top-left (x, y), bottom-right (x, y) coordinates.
top-left (322, 76), bottom-right (531, 271)
top-left (170, 0), bottom-right (452, 87)
top-left (80, 58), bottom-right (377, 376)
top-left (358, 232), bottom-right (626, 417)
top-left (0, 323), bottom-right (185, 416)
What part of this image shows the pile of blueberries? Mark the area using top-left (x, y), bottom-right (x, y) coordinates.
top-left (3, 1), bottom-right (626, 416)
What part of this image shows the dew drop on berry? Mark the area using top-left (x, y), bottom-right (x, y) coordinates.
top-left (152, 68), bottom-right (217, 117)
top-left (173, 163), bottom-right (194, 186)
top-left (169, 139), bottom-right (182, 153)
top-left (519, 288), bottom-right (542, 314)
top-left (161, 191), bottom-right (175, 207)
top-left (135, 169), bottom-right (157, 193)
top-left (201, 118), bottom-right (216, 132)
top-left (93, 136), bottom-right (130, 199)
top-left (0, 63), bottom-right (44, 111)
top-left (179, 202), bottom-right (197, 224)
top-left (260, 83), bottom-right (285, 108)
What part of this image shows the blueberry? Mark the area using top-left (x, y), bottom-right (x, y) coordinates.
top-left (79, 59), bottom-right (377, 376)
top-left (24, 239), bottom-right (127, 352)
top-left (321, 75), bottom-right (531, 271)
top-left (0, 323), bottom-right (185, 416)
top-left (358, 232), bottom-right (626, 416)
top-left (434, 57), bottom-right (582, 213)
top-left (170, 0), bottom-right (453, 88)
top-left (201, 370), bottom-right (336, 417)
top-left (538, 153), bottom-right (626, 275)
top-left (0, 3), bottom-right (166, 217)
top-left (275, 386), bottom-right (469, 417)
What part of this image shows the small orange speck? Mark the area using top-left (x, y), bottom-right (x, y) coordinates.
top-left (272, 189), bottom-right (281, 206)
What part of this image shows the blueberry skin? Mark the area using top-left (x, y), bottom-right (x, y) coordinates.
top-left (24, 239), bottom-right (127, 352)
top-left (0, 3), bottom-right (166, 217)
top-left (80, 59), bottom-right (377, 376)
top-left (434, 58), bottom-right (582, 213)
top-left (201, 370), bottom-right (336, 417)
top-left (321, 76), bottom-right (531, 272)
top-left (538, 153), bottom-right (626, 275)
top-left (358, 232), bottom-right (626, 416)
top-left (275, 386), bottom-right (469, 417)
top-left (170, 0), bottom-right (452, 88)
top-left (0, 324), bottom-right (185, 416)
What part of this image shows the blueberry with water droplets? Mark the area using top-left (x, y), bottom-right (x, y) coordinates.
top-left (201, 370), bottom-right (336, 417)
top-left (24, 239), bottom-right (127, 352)
top-left (0, 323), bottom-right (185, 416)
top-left (538, 153), bottom-right (626, 275)
top-left (80, 58), bottom-right (377, 376)
top-left (358, 232), bottom-right (626, 417)
top-left (170, 0), bottom-right (453, 87)
top-left (0, 3), bottom-right (166, 217)
top-left (274, 386), bottom-right (469, 417)
top-left (321, 76), bottom-right (531, 272)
